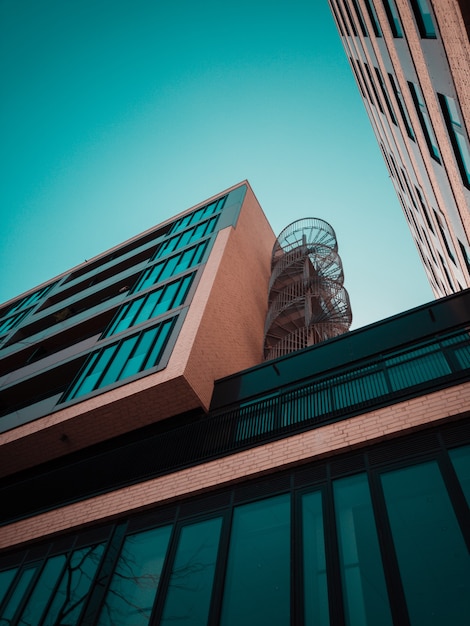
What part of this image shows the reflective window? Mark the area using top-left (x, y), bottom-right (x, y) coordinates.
top-left (388, 74), bottom-right (415, 139)
top-left (132, 241), bottom-right (208, 294)
top-left (0, 567), bottom-right (17, 605)
top-left (408, 81), bottom-right (441, 162)
top-left (410, 0), bottom-right (436, 37)
top-left (362, 0), bottom-right (382, 36)
top-left (18, 555), bottom-right (67, 626)
top-left (351, 0), bottom-right (368, 36)
top-left (160, 517), bottom-right (222, 626)
top-left (41, 544), bottom-right (104, 626)
top-left (105, 274), bottom-right (194, 337)
top-left (382, 0), bottom-right (403, 36)
top-left (449, 444), bottom-right (470, 506)
top-left (385, 343), bottom-right (451, 390)
top-left (438, 94), bottom-right (470, 188)
top-left (0, 566), bottom-right (37, 624)
top-left (2, 283), bottom-right (55, 319)
top-left (220, 494), bottom-right (290, 626)
top-left (0, 308), bottom-right (32, 335)
top-left (97, 525), bottom-right (172, 626)
top-left (381, 461), bottom-right (470, 626)
top-left (155, 216), bottom-right (219, 260)
top-left (169, 196), bottom-right (226, 235)
top-left (334, 473), bottom-right (393, 626)
top-left (302, 491), bottom-right (329, 626)
top-left (364, 63), bottom-right (384, 114)
top-left (63, 317), bottom-right (176, 401)
top-left (374, 67), bottom-right (397, 124)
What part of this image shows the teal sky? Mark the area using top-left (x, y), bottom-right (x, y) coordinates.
top-left (0, 0), bottom-right (433, 330)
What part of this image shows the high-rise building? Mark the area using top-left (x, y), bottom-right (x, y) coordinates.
top-left (1, 182), bottom-right (470, 625)
top-left (328, 0), bottom-right (470, 296)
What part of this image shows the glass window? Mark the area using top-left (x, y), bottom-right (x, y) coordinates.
top-left (334, 473), bottom-right (393, 626)
top-left (154, 216), bottom-right (219, 262)
top-left (410, 0), bottom-right (436, 38)
top-left (42, 543), bottom-right (105, 626)
top-left (160, 517), bottom-right (223, 626)
top-left (388, 74), bottom-right (415, 139)
top-left (382, 0), bottom-right (403, 36)
top-left (105, 274), bottom-right (194, 337)
top-left (351, 0), bottom-right (368, 35)
top-left (169, 196), bottom-right (225, 235)
top-left (302, 491), bottom-right (329, 626)
top-left (362, 0), bottom-right (382, 36)
top-left (439, 94), bottom-right (470, 188)
top-left (0, 566), bottom-right (37, 624)
top-left (220, 494), bottom-right (290, 626)
top-left (374, 67), bottom-right (397, 124)
top-left (449, 444), bottom-right (470, 506)
top-left (18, 555), bottom-right (67, 626)
top-left (97, 525), bottom-right (172, 626)
top-left (63, 317), bottom-right (176, 401)
top-left (381, 461), bottom-right (470, 625)
top-left (408, 81), bottom-right (441, 162)
top-left (385, 343), bottom-right (451, 390)
top-left (364, 63), bottom-right (384, 113)
top-left (0, 308), bottom-right (32, 335)
top-left (3, 283), bottom-right (55, 318)
top-left (0, 567), bottom-right (17, 605)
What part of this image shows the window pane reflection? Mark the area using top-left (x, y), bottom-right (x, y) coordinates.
top-left (97, 526), bottom-right (172, 626)
top-left (220, 494), bottom-right (290, 626)
top-left (302, 490), bottom-right (329, 626)
top-left (160, 517), bottom-right (222, 626)
top-left (334, 473), bottom-right (393, 626)
top-left (449, 444), bottom-right (470, 505)
top-left (381, 461), bottom-right (470, 626)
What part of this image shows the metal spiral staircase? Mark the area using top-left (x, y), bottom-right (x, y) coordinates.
top-left (264, 218), bottom-right (352, 361)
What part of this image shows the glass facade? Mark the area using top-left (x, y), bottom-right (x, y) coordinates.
top-left (408, 81), bottom-right (441, 162)
top-left (1, 439), bottom-right (469, 625)
top-left (62, 317), bottom-right (177, 401)
top-left (439, 94), bottom-right (470, 188)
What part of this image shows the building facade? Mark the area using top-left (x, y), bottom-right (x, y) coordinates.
top-left (0, 183), bottom-right (470, 625)
top-left (328, 0), bottom-right (470, 296)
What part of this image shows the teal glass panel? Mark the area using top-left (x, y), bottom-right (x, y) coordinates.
top-left (18, 555), bottom-right (66, 626)
top-left (178, 229), bottom-right (195, 249)
top-left (409, 82), bottom-right (441, 161)
top-left (160, 255), bottom-right (181, 281)
top-left (152, 281), bottom-right (180, 318)
top-left (100, 335), bottom-right (139, 386)
top-left (97, 525), bottom-right (172, 626)
top-left (413, 0), bottom-right (436, 37)
top-left (334, 473), bottom-right (393, 626)
top-left (144, 318), bottom-right (176, 368)
top-left (118, 328), bottom-right (158, 380)
top-left (134, 290), bottom-right (164, 326)
top-left (43, 543), bottom-right (104, 626)
top-left (0, 568), bottom-right (17, 605)
top-left (68, 345), bottom-right (116, 398)
top-left (220, 494), bottom-right (290, 626)
top-left (0, 566), bottom-right (36, 623)
top-left (160, 517), bottom-right (223, 626)
top-left (381, 461), bottom-right (470, 626)
top-left (108, 298), bottom-right (144, 336)
top-left (449, 444), bottom-right (470, 506)
top-left (302, 491), bottom-right (329, 626)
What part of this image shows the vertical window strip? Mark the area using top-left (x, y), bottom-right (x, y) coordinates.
top-left (362, 0), bottom-right (382, 36)
top-left (414, 187), bottom-right (435, 234)
top-left (364, 63), bottom-right (384, 113)
top-left (153, 216), bottom-right (219, 261)
top-left (169, 195), bottom-right (226, 235)
top-left (105, 274), bottom-right (195, 338)
top-left (330, 0), bottom-right (345, 36)
top-left (438, 93), bottom-right (470, 188)
top-left (410, 0), bottom-right (436, 38)
top-left (408, 82), bottom-right (441, 162)
top-left (388, 73), bottom-right (415, 139)
top-left (351, 0), bottom-right (368, 36)
top-left (382, 0), bottom-right (403, 37)
top-left (355, 61), bottom-right (374, 105)
top-left (62, 317), bottom-right (177, 401)
top-left (341, 0), bottom-right (358, 36)
top-left (374, 67), bottom-right (397, 124)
